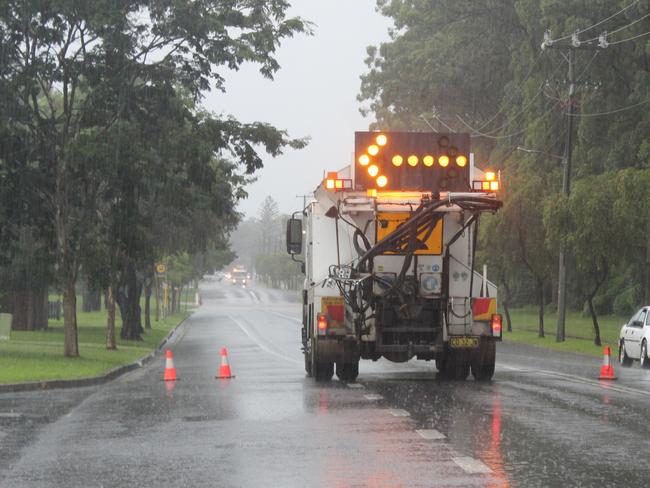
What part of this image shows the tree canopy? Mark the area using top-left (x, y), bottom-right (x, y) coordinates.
top-left (360, 0), bottom-right (650, 339)
top-left (0, 0), bottom-right (309, 354)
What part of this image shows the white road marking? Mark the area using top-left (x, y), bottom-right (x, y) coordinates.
top-left (364, 394), bottom-right (383, 401)
top-left (416, 429), bottom-right (446, 440)
top-left (453, 456), bottom-right (492, 474)
top-left (389, 408), bottom-right (410, 417)
top-left (0, 412), bottom-right (22, 419)
top-left (501, 364), bottom-right (650, 398)
top-left (228, 314), bottom-right (302, 366)
top-left (270, 311), bottom-right (302, 324)
top-left (247, 290), bottom-right (260, 303)
top-left (347, 383), bottom-right (364, 389)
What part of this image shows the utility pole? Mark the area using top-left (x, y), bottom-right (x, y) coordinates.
top-left (542, 30), bottom-right (606, 342)
top-left (296, 194), bottom-right (312, 213)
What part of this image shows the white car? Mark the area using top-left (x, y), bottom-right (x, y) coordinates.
top-left (618, 307), bottom-right (650, 368)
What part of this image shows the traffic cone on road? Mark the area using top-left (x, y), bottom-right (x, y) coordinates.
top-left (599, 346), bottom-right (616, 380)
top-left (216, 346), bottom-right (234, 379)
top-left (163, 350), bottom-right (178, 381)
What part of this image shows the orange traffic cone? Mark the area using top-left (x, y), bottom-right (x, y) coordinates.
top-left (216, 346), bottom-right (234, 379)
top-left (163, 350), bottom-right (178, 381)
top-left (599, 346), bottom-right (616, 380)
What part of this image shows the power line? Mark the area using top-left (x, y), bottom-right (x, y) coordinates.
top-left (549, 0), bottom-right (640, 42)
top-left (568, 96), bottom-right (650, 117)
top-left (458, 104), bottom-right (560, 140)
top-left (473, 51), bottom-right (545, 132)
top-left (609, 29), bottom-right (650, 45)
top-left (575, 51), bottom-right (600, 82)
top-left (583, 11), bottom-right (650, 42)
top-left (461, 60), bottom-right (565, 137)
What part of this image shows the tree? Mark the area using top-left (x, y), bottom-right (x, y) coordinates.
top-left (361, 0), bottom-right (650, 331)
top-left (258, 196), bottom-right (280, 254)
top-left (0, 1), bottom-right (308, 354)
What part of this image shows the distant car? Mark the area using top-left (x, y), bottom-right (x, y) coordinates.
top-left (618, 306), bottom-right (650, 368)
top-left (231, 270), bottom-right (248, 286)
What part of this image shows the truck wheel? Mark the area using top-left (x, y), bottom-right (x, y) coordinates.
top-left (440, 350), bottom-right (470, 381)
top-left (336, 362), bottom-right (359, 382)
top-left (313, 361), bottom-right (334, 382)
top-left (471, 340), bottom-right (496, 381)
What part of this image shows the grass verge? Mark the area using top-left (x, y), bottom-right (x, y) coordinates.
top-left (503, 306), bottom-right (626, 357)
top-left (0, 303), bottom-right (193, 384)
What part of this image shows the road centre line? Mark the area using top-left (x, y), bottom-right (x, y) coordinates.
top-left (416, 429), bottom-right (446, 440)
top-left (0, 412), bottom-right (22, 419)
top-left (228, 314), bottom-right (302, 366)
top-left (452, 456), bottom-right (492, 474)
top-left (389, 408), bottom-right (410, 417)
top-left (364, 394), bottom-right (383, 400)
top-left (500, 364), bottom-right (650, 397)
top-left (347, 383), bottom-right (364, 389)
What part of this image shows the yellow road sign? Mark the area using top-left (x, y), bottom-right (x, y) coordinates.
top-left (156, 263), bottom-right (167, 274)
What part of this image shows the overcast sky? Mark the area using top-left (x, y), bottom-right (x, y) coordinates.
top-left (205, 1), bottom-right (391, 219)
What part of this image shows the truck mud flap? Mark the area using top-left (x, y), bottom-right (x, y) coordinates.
top-left (317, 337), bottom-right (359, 363)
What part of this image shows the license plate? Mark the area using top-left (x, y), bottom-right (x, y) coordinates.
top-left (449, 336), bottom-right (479, 348)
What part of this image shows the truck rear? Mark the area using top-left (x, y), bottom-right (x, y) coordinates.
top-left (286, 131), bottom-right (502, 382)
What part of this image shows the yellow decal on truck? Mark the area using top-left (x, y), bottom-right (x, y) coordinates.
top-left (376, 212), bottom-right (443, 255)
top-left (321, 296), bottom-right (345, 328)
top-left (472, 297), bottom-right (497, 321)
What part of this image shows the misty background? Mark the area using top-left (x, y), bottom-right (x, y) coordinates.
top-left (207, 1), bottom-right (391, 218)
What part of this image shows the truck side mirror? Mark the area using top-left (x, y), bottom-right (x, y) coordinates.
top-left (286, 218), bottom-right (303, 255)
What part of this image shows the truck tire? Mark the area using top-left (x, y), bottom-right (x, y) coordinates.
top-left (313, 361), bottom-right (334, 382)
top-left (440, 350), bottom-right (470, 380)
top-left (471, 340), bottom-right (496, 381)
top-left (336, 362), bottom-right (359, 382)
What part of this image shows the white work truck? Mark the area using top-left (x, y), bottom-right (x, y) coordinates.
top-left (286, 131), bottom-right (503, 382)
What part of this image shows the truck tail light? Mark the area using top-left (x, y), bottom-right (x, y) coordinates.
top-left (491, 314), bottom-right (503, 339)
top-left (317, 313), bottom-right (328, 335)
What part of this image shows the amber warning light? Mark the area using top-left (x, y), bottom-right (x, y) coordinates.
top-left (324, 172), bottom-right (352, 191)
top-left (354, 131), bottom-right (471, 192)
top-left (472, 169), bottom-right (500, 192)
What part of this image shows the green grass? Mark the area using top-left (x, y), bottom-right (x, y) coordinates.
top-left (503, 306), bottom-right (626, 357)
top-left (0, 300), bottom-right (193, 384)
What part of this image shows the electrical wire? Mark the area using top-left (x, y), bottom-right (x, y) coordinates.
top-left (569, 96), bottom-right (650, 117)
top-left (550, 0), bottom-right (640, 42)
top-left (583, 11), bottom-right (650, 42)
top-left (458, 103), bottom-right (560, 140)
top-left (609, 29), bottom-right (650, 44)
top-left (459, 60), bottom-right (566, 137)
top-left (576, 51), bottom-right (600, 83)
top-left (474, 52), bottom-right (545, 132)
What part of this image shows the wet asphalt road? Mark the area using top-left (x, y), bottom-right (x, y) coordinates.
top-left (1, 278), bottom-right (650, 487)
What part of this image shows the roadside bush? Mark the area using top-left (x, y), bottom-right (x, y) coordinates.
top-left (613, 286), bottom-right (640, 317)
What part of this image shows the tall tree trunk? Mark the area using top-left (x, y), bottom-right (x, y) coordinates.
top-left (499, 274), bottom-right (513, 332)
top-left (106, 286), bottom-right (116, 350)
top-left (63, 276), bottom-right (79, 357)
top-left (588, 256), bottom-right (608, 347)
top-left (116, 259), bottom-right (144, 341)
top-left (155, 277), bottom-right (161, 321)
top-left (144, 276), bottom-right (152, 329)
top-left (537, 278), bottom-right (545, 338)
top-left (587, 297), bottom-right (601, 347)
top-left (82, 278), bottom-right (102, 312)
top-left (9, 287), bottom-right (48, 331)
